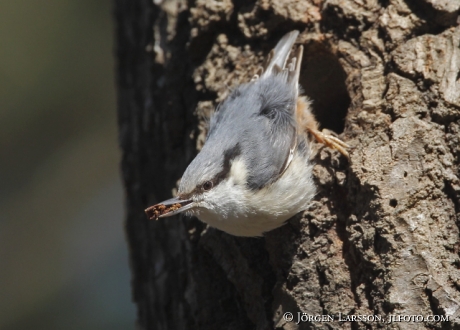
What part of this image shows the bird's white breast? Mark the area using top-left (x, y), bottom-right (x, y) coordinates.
top-left (193, 152), bottom-right (315, 236)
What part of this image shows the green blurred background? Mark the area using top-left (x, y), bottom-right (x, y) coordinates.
top-left (0, 1), bottom-right (135, 329)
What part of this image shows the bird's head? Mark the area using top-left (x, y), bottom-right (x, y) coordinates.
top-left (145, 142), bottom-right (248, 221)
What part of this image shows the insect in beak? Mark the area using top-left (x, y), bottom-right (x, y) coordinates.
top-left (145, 197), bottom-right (194, 220)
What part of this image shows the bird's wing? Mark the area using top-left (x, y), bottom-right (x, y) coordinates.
top-left (206, 31), bottom-right (303, 190)
top-left (243, 31), bottom-right (303, 189)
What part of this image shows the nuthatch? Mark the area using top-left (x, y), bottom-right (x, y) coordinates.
top-left (146, 31), bottom-right (348, 237)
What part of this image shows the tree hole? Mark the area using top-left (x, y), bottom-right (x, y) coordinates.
top-left (299, 44), bottom-right (350, 134)
top-left (389, 199), bottom-right (398, 207)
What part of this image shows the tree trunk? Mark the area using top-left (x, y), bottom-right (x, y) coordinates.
top-left (114, 0), bottom-right (460, 329)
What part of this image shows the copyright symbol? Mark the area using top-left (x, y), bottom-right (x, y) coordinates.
top-left (283, 312), bottom-right (294, 322)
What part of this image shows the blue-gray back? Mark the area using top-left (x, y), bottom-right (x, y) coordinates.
top-left (203, 75), bottom-right (296, 190)
top-left (178, 31), bottom-right (301, 196)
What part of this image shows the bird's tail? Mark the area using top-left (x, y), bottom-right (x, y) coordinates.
top-left (262, 31), bottom-right (299, 77)
top-left (261, 31), bottom-right (303, 97)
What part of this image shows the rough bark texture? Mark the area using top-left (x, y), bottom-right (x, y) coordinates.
top-left (115, 0), bottom-right (460, 329)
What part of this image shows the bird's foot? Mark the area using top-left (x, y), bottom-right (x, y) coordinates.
top-left (308, 128), bottom-right (349, 158)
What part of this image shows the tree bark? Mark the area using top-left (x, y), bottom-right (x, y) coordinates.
top-left (115, 0), bottom-right (460, 329)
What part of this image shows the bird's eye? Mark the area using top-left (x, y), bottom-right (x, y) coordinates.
top-left (202, 181), bottom-right (213, 191)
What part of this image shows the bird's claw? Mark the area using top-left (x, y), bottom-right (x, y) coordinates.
top-left (308, 128), bottom-right (349, 158)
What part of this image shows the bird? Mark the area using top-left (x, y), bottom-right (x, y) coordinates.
top-left (145, 30), bottom-right (348, 237)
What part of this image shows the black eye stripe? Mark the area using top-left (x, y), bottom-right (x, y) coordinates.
top-left (194, 144), bottom-right (242, 194)
top-left (213, 143), bottom-right (241, 183)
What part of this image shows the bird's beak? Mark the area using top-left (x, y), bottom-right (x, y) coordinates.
top-left (145, 197), bottom-right (194, 220)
